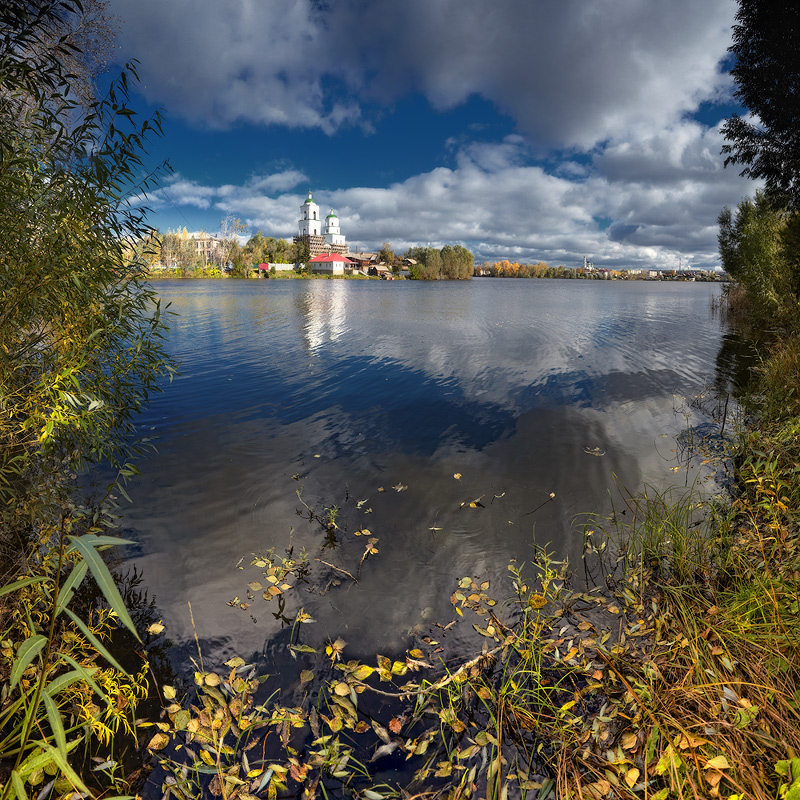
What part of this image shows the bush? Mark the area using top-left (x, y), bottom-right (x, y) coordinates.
top-left (0, 4), bottom-right (175, 796)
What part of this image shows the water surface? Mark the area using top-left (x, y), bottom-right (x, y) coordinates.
top-left (120, 278), bottom-right (727, 666)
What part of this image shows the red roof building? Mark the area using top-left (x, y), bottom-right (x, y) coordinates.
top-left (308, 252), bottom-right (354, 275)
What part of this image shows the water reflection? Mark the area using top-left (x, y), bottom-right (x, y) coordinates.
top-left (123, 279), bottom-right (730, 668)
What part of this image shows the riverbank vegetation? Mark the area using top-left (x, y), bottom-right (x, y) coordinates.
top-left (478, 260), bottom-right (725, 282)
top-left (3, 1), bottom-right (800, 800)
top-left (0, 2), bottom-right (174, 798)
top-left (135, 0), bottom-right (800, 796)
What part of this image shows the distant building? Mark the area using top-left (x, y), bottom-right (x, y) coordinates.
top-left (294, 192), bottom-right (349, 258)
top-left (308, 252), bottom-right (354, 275)
top-left (191, 233), bottom-right (224, 262)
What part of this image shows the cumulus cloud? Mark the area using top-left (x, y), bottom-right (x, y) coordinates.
top-left (112, 0), bottom-right (735, 149)
top-left (147, 123), bottom-right (754, 270)
top-left (112, 1), bottom-right (756, 268)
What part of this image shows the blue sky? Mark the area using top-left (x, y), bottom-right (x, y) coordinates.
top-left (110, 0), bottom-right (756, 270)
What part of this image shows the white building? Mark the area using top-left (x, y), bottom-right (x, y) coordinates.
top-left (299, 193), bottom-right (322, 236)
top-left (294, 192), bottom-right (349, 257)
top-left (323, 210), bottom-right (345, 248)
top-left (308, 252), bottom-right (354, 275)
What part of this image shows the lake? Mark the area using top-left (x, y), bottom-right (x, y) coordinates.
top-left (118, 278), bottom-right (735, 670)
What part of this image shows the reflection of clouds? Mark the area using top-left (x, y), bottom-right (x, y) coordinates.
top-left (126, 280), bottom-right (727, 665)
top-left (303, 281), bottom-right (350, 353)
top-left (328, 281), bottom-right (724, 412)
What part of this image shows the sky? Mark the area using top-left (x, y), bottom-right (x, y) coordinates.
top-left (108, 0), bottom-right (757, 270)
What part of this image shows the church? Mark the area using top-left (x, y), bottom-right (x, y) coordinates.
top-left (292, 192), bottom-right (349, 258)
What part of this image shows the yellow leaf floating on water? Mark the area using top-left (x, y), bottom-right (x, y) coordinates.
top-left (148, 620), bottom-right (165, 635)
top-left (147, 732), bottom-right (169, 751)
top-left (528, 594), bottom-right (547, 609)
top-left (352, 664), bottom-right (374, 680)
top-left (453, 473), bottom-right (462, 480)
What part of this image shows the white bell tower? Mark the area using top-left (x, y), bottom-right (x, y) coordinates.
top-left (324, 209), bottom-right (345, 247)
top-left (299, 192), bottom-right (321, 236)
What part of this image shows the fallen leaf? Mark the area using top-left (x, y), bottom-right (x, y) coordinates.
top-left (388, 717), bottom-right (403, 734)
top-left (705, 755), bottom-right (730, 770)
top-left (147, 732), bottom-right (169, 751)
top-left (677, 733), bottom-right (707, 750)
top-left (621, 731), bottom-right (638, 750)
top-left (625, 767), bottom-right (640, 788)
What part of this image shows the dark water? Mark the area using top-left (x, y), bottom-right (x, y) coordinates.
top-left (120, 278), bottom-right (730, 667)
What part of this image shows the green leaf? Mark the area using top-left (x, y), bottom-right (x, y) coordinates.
top-left (40, 742), bottom-right (89, 794)
top-left (10, 635), bottom-right (46, 689)
top-left (64, 608), bottom-right (128, 675)
top-left (11, 769), bottom-right (28, 800)
top-left (43, 693), bottom-right (67, 758)
top-left (0, 576), bottom-right (47, 598)
top-left (76, 534), bottom-right (136, 549)
top-left (44, 666), bottom-right (101, 700)
top-left (55, 560), bottom-right (88, 615)
top-left (68, 535), bottom-right (139, 639)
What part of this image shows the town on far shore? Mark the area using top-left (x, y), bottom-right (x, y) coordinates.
top-left (133, 192), bottom-right (729, 282)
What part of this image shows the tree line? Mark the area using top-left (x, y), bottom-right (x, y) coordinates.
top-left (481, 260), bottom-right (614, 279)
top-left (717, 0), bottom-right (800, 329)
top-left (404, 244), bottom-right (474, 280)
top-left (129, 225), bottom-right (309, 277)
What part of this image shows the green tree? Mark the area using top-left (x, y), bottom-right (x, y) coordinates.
top-left (378, 240), bottom-right (395, 268)
top-left (407, 245), bottom-right (473, 280)
top-left (717, 192), bottom-right (799, 324)
top-left (0, 2), bottom-right (175, 796)
top-left (293, 237), bottom-right (310, 267)
top-left (0, 1), bottom-right (175, 513)
top-left (160, 230), bottom-right (195, 275)
top-left (242, 231), bottom-right (267, 269)
top-left (721, 0), bottom-right (800, 209)
top-left (219, 215), bottom-right (248, 271)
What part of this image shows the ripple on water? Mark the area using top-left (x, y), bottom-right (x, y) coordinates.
top-left (126, 279), bottom-right (732, 669)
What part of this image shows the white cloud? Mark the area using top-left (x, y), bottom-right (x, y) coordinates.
top-left (112, 0), bottom-right (756, 269)
top-left (112, 0), bottom-right (735, 150)
top-left (152, 124), bottom-right (754, 270)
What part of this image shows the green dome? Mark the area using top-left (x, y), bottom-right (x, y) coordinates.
top-left (326, 212), bottom-right (338, 218)
top-left (304, 197), bottom-right (315, 204)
